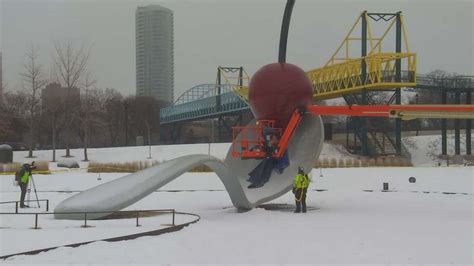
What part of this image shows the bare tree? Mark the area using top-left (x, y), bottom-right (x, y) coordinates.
top-left (52, 40), bottom-right (92, 157)
top-left (1, 91), bottom-right (30, 143)
top-left (41, 87), bottom-right (65, 162)
top-left (21, 44), bottom-right (47, 158)
top-left (0, 104), bottom-right (13, 140)
top-left (52, 41), bottom-right (91, 90)
top-left (0, 58), bottom-right (12, 142)
top-left (79, 73), bottom-right (97, 161)
top-left (49, 105), bottom-right (60, 162)
top-left (417, 70), bottom-right (457, 129)
top-left (103, 89), bottom-right (124, 146)
top-left (127, 96), bottom-right (166, 150)
top-left (0, 67), bottom-right (4, 105)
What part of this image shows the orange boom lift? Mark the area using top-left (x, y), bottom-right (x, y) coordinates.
top-left (231, 104), bottom-right (474, 159)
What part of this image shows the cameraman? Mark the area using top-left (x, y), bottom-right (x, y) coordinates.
top-left (17, 162), bottom-right (36, 208)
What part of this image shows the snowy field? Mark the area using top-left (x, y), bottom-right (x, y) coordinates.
top-left (0, 140), bottom-right (473, 264)
top-left (403, 134), bottom-right (472, 166)
top-left (10, 134), bottom-right (471, 168)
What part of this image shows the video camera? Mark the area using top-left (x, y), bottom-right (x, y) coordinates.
top-left (25, 161), bottom-right (37, 174)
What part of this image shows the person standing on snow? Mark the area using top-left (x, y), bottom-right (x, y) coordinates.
top-left (16, 162), bottom-right (36, 208)
top-left (292, 166), bottom-right (309, 213)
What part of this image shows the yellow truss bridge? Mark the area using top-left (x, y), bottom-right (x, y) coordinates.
top-left (221, 11), bottom-right (416, 102)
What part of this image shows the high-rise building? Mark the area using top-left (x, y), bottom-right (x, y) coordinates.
top-left (136, 5), bottom-right (174, 104)
top-left (41, 82), bottom-right (80, 110)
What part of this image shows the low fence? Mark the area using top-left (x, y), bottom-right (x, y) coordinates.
top-left (0, 208), bottom-right (201, 260)
top-left (0, 199), bottom-right (50, 213)
top-left (315, 157), bottom-right (413, 168)
top-left (0, 208), bottom-right (177, 230)
top-left (0, 163), bottom-right (214, 175)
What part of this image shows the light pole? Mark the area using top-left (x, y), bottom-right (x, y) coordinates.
top-left (208, 119), bottom-right (214, 155)
top-left (415, 93), bottom-right (419, 136)
top-left (147, 122), bottom-right (152, 159)
top-left (124, 101), bottom-right (129, 146)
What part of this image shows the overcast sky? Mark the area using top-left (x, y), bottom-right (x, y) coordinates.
top-left (1, 0), bottom-right (473, 99)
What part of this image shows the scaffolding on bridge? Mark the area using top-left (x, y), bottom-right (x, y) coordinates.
top-left (307, 11), bottom-right (415, 156)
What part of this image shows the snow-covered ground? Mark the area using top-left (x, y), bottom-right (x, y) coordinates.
top-left (1, 139), bottom-right (473, 264)
top-left (403, 134), bottom-right (472, 166)
top-left (11, 134), bottom-right (472, 168)
top-left (12, 143), bottom-right (232, 169)
top-left (1, 167), bottom-right (472, 264)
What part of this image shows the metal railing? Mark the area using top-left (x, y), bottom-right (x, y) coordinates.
top-left (217, 66), bottom-right (251, 102)
top-left (416, 75), bottom-right (474, 90)
top-left (0, 210), bottom-right (200, 259)
top-left (0, 209), bottom-right (177, 230)
top-left (0, 199), bottom-right (49, 214)
top-left (160, 91), bottom-right (249, 124)
top-left (308, 53), bottom-right (417, 100)
top-left (174, 84), bottom-right (234, 104)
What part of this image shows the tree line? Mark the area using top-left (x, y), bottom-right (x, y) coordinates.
top-left (0, 42), bottom-right (166, 161)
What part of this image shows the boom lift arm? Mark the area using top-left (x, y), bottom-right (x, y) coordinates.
top-left (232, 104), bottom-right (474, 159)
top-left (306, 105), bottom-right (474, 120)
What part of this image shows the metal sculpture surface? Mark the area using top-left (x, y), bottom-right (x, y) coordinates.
top-left (55, 115), bottom-right (323, 220)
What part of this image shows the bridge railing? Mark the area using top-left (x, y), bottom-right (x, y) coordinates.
top-left (307, 52), bottom-right (417, 100)
top-left (160, 91), bottom-right (249, 124)
top-left (416, 75), bottom-right (474, 90)
top-left (174, 84), bottom-right (233, 105)
top-left (218, 66), bottom-right (251, 102)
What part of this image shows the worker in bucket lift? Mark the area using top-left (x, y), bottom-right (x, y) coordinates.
top-left (262, 127), bottom-right (279, 157)
top-left (270, 134), bottom-right (279, 154)
top-left (292, 166), bottom-right (309, 213)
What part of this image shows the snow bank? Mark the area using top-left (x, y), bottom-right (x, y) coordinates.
top-left (403, 134), bottom-right (472, 166)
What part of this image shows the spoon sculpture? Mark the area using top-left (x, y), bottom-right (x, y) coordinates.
top-left (54, 115), bottom-right (323, 220)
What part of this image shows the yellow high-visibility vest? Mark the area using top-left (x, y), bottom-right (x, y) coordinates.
top-left (293, 173), bottom-right (309, 189)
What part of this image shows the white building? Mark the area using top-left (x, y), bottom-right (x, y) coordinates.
top-left (136, 5), bottom-right (174, 104)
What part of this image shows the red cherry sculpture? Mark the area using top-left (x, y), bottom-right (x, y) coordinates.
top-left (248, 62), bottom-right (313, 127)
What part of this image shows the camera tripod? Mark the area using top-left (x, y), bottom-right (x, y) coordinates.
top-left (26, 174), bottom-right (40, 208)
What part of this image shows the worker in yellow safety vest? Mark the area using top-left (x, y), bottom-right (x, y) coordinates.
top-left (292, 166), bottom-right (309, 213)
top-left (15, 163), bottom-right (35, 208)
